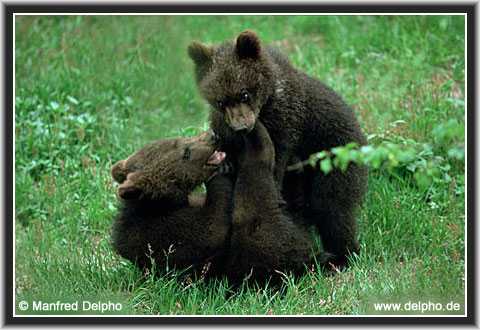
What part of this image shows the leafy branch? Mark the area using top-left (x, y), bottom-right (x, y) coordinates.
top-left (287, 119), bottom-right (464, 188)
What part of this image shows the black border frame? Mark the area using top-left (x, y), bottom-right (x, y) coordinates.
top-left (5, 3), bottom-right (476, 326)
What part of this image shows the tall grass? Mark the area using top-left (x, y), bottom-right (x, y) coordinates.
top-left (14, 15), bottom-right (465, 315)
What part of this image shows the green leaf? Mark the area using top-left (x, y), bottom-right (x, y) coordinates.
top-left (320, 158), bottom-right (333, 174)
top-left (124, 96), bottom-right (134, 105)
top-left (447, 147), bottom-right (465, 160)
top-left (49, 101), bottom-right (59, 110)
top-left (445, 98), bottom-right (465, 106)
top-left (67, 96), bottom-right (79, 105)
top-left (345, 142), bottom-right (358, 149)
top-left (310, 151), bottom-right (327, 168)
top-left (390, 119), bottom-right (405, 127)
top-left (414, 171), bottom-right (432, 188)
top-left (315, 151), bottom-right (327, 160)
top-left (406, 164), bottom-right (417, 172)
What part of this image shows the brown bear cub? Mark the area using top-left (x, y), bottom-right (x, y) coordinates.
top-left (110, 126), bottom-right (315, 284)
top-left (188, 30), bottom-right (368, 268)
top-left (110, 130), bottom-right (233, 275)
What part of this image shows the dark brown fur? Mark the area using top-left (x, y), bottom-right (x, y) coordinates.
top-left (226, 122), bottom-right (313, 284)
top-left (188, 30), bottom-right (368, 267)
top-left (110, 131), bottom-right (233, 274)
top-left (110, 128), bottom-right (317, 283)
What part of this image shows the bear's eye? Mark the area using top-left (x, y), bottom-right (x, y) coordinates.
top-left (183, 148), bottom-right (191, 159)
top-left (240, 92), bottom-right (249, 103)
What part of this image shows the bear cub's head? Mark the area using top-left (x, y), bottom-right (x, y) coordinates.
top-left (111, 130), bottom-right (225, 203)
top-left (188, 30), bottom-right (275, 133)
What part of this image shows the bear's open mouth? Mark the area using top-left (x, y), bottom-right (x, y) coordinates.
top-left (207, 151), bottom-right (226, 165)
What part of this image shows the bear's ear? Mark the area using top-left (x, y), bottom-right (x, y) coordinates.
top-left (117, 172), bottom-right (189, 205)
top-left (187, 41), bottom-right (214, 67)
top-left (235, 30), bottom-right (261, 59)
top-left (111, 159), bottom-right (128, 183)
top-left (117, 173), bottom-right (143, 200)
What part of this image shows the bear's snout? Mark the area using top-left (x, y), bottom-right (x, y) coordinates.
top-left (224, 106), bottom-right (255, 133)
top-left (187, 130), bottom-right (219, 145)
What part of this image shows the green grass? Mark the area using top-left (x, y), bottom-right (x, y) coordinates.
top-left (14, 15), bottom-right (465, 316)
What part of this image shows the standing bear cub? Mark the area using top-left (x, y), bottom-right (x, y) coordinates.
top-left (188, 30), bottom-right (368, 268)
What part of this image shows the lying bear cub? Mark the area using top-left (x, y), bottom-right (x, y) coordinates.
top-left (110, 130), bottom-right (233, 274)
top-left (111, 124), bottom-right (315, 284)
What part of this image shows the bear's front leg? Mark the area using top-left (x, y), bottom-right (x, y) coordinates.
top-left (203, 164), bottom-right (235, 220)
top-left (232, 122), bottom-right (279, 225)
top-left (227, 122), bottom-right (313, 283)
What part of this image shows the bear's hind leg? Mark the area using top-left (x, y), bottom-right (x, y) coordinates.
top-left (308, 164), bottom-right (367, 270)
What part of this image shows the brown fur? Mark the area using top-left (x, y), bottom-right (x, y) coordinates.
top-left (110, 131), bottom-right (233, 274)
top-left (226, 122), bottom-right (313, 284)
top-left (188, 30), bottom-right (368, 267)
top-left (111, 127), bottom-right (316, 283)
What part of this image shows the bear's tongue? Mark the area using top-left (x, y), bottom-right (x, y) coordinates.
top-left (207, 151), bottom-right (226, 165)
